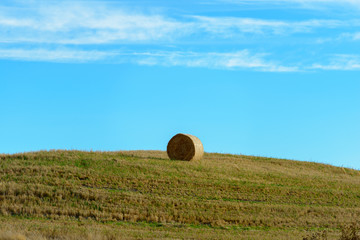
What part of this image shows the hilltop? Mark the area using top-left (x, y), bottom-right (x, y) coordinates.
top-left (1, 150), bottom-right (360, 239)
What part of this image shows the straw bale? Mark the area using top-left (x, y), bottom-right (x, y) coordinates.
top-left (167, 133), bottom-right (204, 161)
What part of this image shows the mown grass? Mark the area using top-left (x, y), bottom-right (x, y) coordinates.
top-left (1, 150), bottom-right (360, 239)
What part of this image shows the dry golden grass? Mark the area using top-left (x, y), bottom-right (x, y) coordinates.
top-left (1, 150), bottom-right (360, 239)
top-left (0, 231), bottom-right (26, 240)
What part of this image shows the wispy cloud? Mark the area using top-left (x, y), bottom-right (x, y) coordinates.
top-left (132, 50), bottom-right (298, 72)
top-left (315, 31), bottom-right (360, 44)
top-left (0, 1), bottom-right (353, 45)
top-left (194, 16), bottom-right (344, 35)
top-left (292, 0), bottom-right (360, 9)
top-left (352, 33), bottom-right (360, 40)
top-left (0, 48), bottom-right (115, 62)
top-left (0, 2), bottom-right (191, 44)
top-left (311, 54), bottom-right (360, 70)
top-left (219, 0), bottom-right (360, 9)
top-left (0, 47), bottom-right (297, 72)
top-left (0, 1), bottom-right (359, 72)
top-left (1, 47), bottom-right (360, 72)
top-left (339, 32), bottom-right (360, 41)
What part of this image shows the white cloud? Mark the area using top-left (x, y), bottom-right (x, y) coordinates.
top-left (0, 1), bottom-right (359, 72)
top-left (315, 31), bottom-right (360, 44)
top-left (0, 48), bottom-right (115, 62)
top-left (311, 54), bottom-right (360, 70)
top-left (339, 32), bottom-right (360, 41)
top-left (194, 16), bottom-right (343, 35)
top-left (220, 0), bottom-right (360, 9)
top-left (2, 47), bottom-right (360, 72)
top-left (0, 1), bottom-right (353, 45)
top-left (0, 2), bottom-right (191, 44)
top-left (353, 33), bottom-right (360, 40)
top-left (293, 0), bottom-right (360, 8)
top-left (0, 17), bottom-right (35, 28)
top-left (0, 47), bottom-right (297, 72)
top-left (134, 51), bottom-right (360, 72)
top-left (131, 50), bottom-right (298, 72)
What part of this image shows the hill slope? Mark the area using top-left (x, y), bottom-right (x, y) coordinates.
top-left (1, 150), bottom-right (360, 239)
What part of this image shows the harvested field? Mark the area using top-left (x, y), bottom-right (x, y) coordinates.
top-left (1, 150), bottom-right (360, 239)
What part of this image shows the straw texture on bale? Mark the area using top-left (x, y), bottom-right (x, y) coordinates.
top-left (167, 133), bottom-right (204, 161)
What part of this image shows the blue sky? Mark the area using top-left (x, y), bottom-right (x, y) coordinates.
top-left (1, 0), bottom-right (360, 169)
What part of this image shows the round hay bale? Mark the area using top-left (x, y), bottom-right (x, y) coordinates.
top-left (167, 133), bottom-right (204, 161)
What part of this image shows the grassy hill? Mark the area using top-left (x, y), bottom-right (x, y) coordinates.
top-left (1, 150), bottom-right (360, 239)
